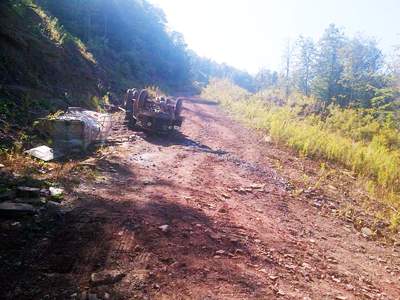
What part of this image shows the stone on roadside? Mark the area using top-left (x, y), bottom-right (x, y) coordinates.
top-left (361, 227), bottom-right (373, 237)
top-left (91, 270), bottom-right (125, 287)
top-left (17, 187), bottom-right (40, 198)
top-left (80, 291), bottom-right (88, 300)
top-left (0, 163), bottom-right (5, 168)
top-left (215, 250), bottom-right (225, 255)
top-left (159, 225), bottom-right (170, 233)
top-left (0, 190), bottom-right (16, 201)
top-left (88, 293), bottom-right (98, 300)
top-left (13, 197), bottom-right (45, 205)
top-left (277, 290), bottom-right (286, 296)
top-left (0, 202), bottom-right (35, 217)
top-left (235, 249), bottom-right (244, 255)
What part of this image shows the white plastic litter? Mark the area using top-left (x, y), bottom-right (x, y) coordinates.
top-left (26, 145), bottom-right (63, 161)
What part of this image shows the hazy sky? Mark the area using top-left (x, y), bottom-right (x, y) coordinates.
top-left (148, 0), bottom-right (400, 74)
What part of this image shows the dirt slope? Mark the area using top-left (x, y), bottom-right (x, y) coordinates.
top-left (1, 98), bottom-right (400, 300)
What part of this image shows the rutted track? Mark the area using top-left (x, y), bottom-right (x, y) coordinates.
top-left (1, 97), bottom-right (399, 299)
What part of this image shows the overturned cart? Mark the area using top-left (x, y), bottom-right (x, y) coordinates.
top-left (124, 89), bottom-right (183, 134)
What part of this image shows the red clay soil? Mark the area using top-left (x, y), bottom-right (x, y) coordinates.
top-left (1, 97), bottom-right (399, 300)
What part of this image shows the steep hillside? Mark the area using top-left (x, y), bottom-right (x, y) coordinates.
top-left (0, 1), bottom-right (117, 123)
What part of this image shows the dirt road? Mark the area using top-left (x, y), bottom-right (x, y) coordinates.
top-left (2, 98), bottom-right (400, 299)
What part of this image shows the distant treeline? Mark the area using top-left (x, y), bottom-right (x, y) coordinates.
top-left (256, 24), bottom-right (400, 114)
top-left (11, 0), bottom-right (400, 112)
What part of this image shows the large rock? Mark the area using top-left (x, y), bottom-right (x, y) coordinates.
top-left (91, 270), bottom-right (125, 287)
top-left (0, 202), bottom-right (35, 217)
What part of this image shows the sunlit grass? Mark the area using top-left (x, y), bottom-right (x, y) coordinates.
top-left (202, 78), bottom-right (400, 231)
top-left (19, 0), bottom-right (97, 64)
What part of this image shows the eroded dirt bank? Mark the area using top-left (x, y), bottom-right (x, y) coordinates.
top-left (1, 98), bottom-right (399, 300)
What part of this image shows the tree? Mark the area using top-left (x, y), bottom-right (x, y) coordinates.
top-left (293, 35), bottom-right (316, 97)
top-left (313, 24), bottom-right (346, 107)
top-left (391, 44), bottom-right (400, 127)
top-left (339, 33), bottom-right (384, 107)
top-left (255, 66), bottom-right (277, 92)
top-left (281, 37), bottom-right (296, 99)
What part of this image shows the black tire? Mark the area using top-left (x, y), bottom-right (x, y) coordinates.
top-left (174, 98), bottom-right (183, 117)
top-left (134, 90), bottom-right (148, 117)
top-left (125, 89), bottom-right (134, 119)
top-left (132, 89), bottom-right (139, 100)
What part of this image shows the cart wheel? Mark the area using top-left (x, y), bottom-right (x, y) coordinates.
top-left (134, 90), bottom-right (148, 117)
top-left (132, 89), bottom-right (139, 100)
top-left (174, 98), bottom-right (183, 117)
top-left (125, 89), bottom-right (134, 119)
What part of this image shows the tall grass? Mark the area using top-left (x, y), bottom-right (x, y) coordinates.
top-left (202, 78), bottom-right (400, 220)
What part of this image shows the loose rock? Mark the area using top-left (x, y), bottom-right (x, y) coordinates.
top-left (91, 270), bottom-right (126, 287)
top-left (361, 227), bottom-right (373, 237)
top-left (235, 249), bottom-right (244, 255)
top-left (13, 197), bottom-right (45, 205)
top-left (17, 187), bottom-right (40, 198)
top-left (277, 290), bottom-right (286, 296)
top-left (0, 202), bottom-right (35, 217)
top-left (88, 293), bottom-right (98, 300)
top-left (0, 190), bottom-right (16, 201)
top-left (159, 225), bottom-right (170, 233)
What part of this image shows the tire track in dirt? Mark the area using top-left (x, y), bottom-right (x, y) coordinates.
top-left (2, 97), bottom-right (399, 299)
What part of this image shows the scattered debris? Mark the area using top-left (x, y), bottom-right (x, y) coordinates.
top-left (26, 145), bottom-right (63, 161)
top-left (49, 187), bottom-right (64, 198)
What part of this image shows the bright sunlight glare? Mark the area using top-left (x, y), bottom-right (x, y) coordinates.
top-left (149, 0), bottom-right (400, 74)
